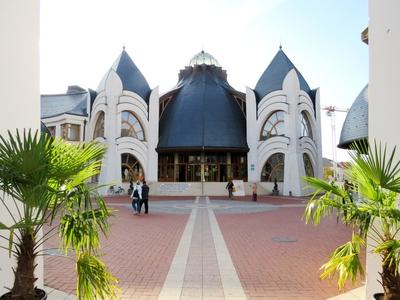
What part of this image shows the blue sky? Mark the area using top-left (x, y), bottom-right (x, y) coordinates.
top-left (40, 0), bottom-right (368, 161)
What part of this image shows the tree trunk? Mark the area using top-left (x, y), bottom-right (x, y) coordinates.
top-left (10, 230), bottom-right (37, 300)
top-left (381, 255), bottom-right (400, 300)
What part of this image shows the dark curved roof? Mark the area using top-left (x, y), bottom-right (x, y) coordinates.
top-left (109, 50), bottom-right (151, 102)
top-left (158, 64), bottom-right (248, 151)
top-left (338, 84), bottom-right (368, 149)
top-left (41, 87), bottom-right (88, 119)
top-left (254, 48), bottom-right (311, 103)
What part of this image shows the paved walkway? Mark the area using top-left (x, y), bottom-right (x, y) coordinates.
top-left (44, 196), bottom-right (365, 299)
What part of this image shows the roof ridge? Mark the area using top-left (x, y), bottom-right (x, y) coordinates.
top-left (41, 91), bottom-right (88, 97)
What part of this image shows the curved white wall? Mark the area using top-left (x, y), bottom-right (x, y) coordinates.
top-left (89, 69), bottom-right (153, 194)
top-left (248, 68), bottom-right (322, 196)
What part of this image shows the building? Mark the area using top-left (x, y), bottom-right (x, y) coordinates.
top-left (338, 84), bottom-right (368, 150)
top-left (41, 47), bottom-right (322, 196)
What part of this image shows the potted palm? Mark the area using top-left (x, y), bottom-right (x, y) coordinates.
top-left (0, 130), bottom-right (119, 300)
top-left (303, 141), bottom-right (400, 300)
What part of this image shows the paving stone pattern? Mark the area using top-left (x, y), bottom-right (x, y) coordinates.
top-left (217, 206), bottom-right (366, 299)
top-left (44, 196), bottom-right (365, 299)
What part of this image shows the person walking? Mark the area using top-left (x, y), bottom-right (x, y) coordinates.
top-left (131, 181), bottom-right (142, 214)
top-left (252, 183), bottom-right (257, 202)
top-left (226, 180), bottom-right (234, 200)
top-left (138, 180), bottom-right (150, 214)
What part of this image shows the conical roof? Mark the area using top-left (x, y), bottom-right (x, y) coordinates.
top-left (99, 49), bottom-right (151, 102)
top-left (338, 84), bottom-right (368, 149)
top-left (158, 58), bottom-right (247, 151)
top-left (254, 48), bottom-right (311, 103)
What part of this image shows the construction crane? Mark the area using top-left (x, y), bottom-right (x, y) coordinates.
top-left (321, 106), bottom-right (349, 181)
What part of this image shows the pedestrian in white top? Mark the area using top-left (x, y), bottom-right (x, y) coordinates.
top-left (131, 181), bottom-right (142, 214)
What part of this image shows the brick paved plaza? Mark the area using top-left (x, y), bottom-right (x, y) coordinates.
top-left (44, 196), bottom-right (365, 299)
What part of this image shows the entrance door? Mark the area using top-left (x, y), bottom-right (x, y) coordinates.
top-left (187, 164), bottom-right (202, 182)
top-left (178, 164), bottom-right (186, 182)
top-left (219, 164), bottom-right (227, 182)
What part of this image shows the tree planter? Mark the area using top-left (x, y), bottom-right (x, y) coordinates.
top-left (374, 293), bottom-right (383, 300)
top-left (0, 288), bottom-right (47, 300)
top-left (374, 293), bottom-right (400, 300)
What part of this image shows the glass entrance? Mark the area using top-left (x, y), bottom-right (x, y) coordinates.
top-left (158, 151), bottom-right (247, 182)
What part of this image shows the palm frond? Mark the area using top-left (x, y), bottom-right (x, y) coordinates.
top-left (76, 253), bottom-right (120, 300)
top-left (320, 234), bottom-right (365, 289)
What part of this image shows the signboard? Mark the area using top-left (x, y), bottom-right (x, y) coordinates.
top-left (232, 180), bottom-right (245, 196)
top-left (159, 183), bottom-right (191, 193)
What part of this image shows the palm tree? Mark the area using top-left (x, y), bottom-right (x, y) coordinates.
top-left (304, 141), bottom-right (400, 299)
top-left (0, 130), bottom-right (119, 300)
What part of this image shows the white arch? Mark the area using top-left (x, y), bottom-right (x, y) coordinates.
top-left (258, 93), bottom-right (287, 117)
top-left (300, 137), bottom-right (318, 157)
top-left (258, 97), bottom-right (288, 121)
top-left (298, 93), bottom-right (315, 114)
top-left (118, 95), bottom-right (148, 120)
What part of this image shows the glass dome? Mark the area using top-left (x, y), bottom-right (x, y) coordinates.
top-left (189, 50), bottom-right (220, 67)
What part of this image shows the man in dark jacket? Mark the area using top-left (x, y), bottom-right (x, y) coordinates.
top-left (138, 181), bottom-right (150, 214)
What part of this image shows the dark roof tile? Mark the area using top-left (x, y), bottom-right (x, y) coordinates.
top-left (254, 49), bottom-right (310, 103)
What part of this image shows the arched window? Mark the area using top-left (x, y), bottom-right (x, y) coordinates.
top-left (93, 111), bottom-right (105, 138)
top-left (303, 153), bottom-right (314, 177)
top-left (260, 111), bottom-right (285, 140)
top-left (261, 153), bottom-right (285, 182)
top-left (121, 153), bottom-right (144, 182)
top-left (300, 111), bottom-right (313, 139)
top-left (121, 111), bottom-right (145, 141)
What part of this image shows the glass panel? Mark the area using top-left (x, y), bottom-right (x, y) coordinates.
top-left (261, 111), bottom-right (285, 140)
top-left (188, 154), bottom-right (201, 163)
top-left (69, 124), bottom-right (80, 141)
top-left (303, 153), bottom-right (314, 177)
top-left (187, 164), bottom-right (202, 182)
top-left (121, 153), bottom-right (144, 182)
top-left (61, 124), bottom-right (80, 141)
top-left (177, 164), bottom-right (186, 181)
top-left (93, 112), bottom-right (105, 138)
top-left (158, 153), bottom-right (176, 182)
top-left (300, 111), bottom-right (313, 139)
top-left (137, 131), bottom-right (144, 141)
top-left (204, 164), bottom-right (218, 182)
top-left (261, 153), bottom-right (285, 182)
top-left (120, 111), bottom-right (145, 141)
top-left (230, 153), bottom-right (247, 180)
top-left (47, 126), bottom-right (56, 137)
top-left (219, 164), bottom-right (227, 182)
top-left (178, 153), bottom-right (188, 163)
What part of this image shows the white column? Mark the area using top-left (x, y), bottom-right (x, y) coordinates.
top-left (282, 70), bottom-right (302, 196)
top-left (55, 124), bottom-right (61, 137)
top-left (314, 88), bottom-right (323, 179)
top-left (246, 87), bottom-right (259, 183)
top-left (147, 87), bottom-right (159, 182)
top-left (98, 70), bottom-right (123, 194)
top-left (367, 1), bottom-right (400, 298)
top-left (0, 0), bottom-right (42, 293)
